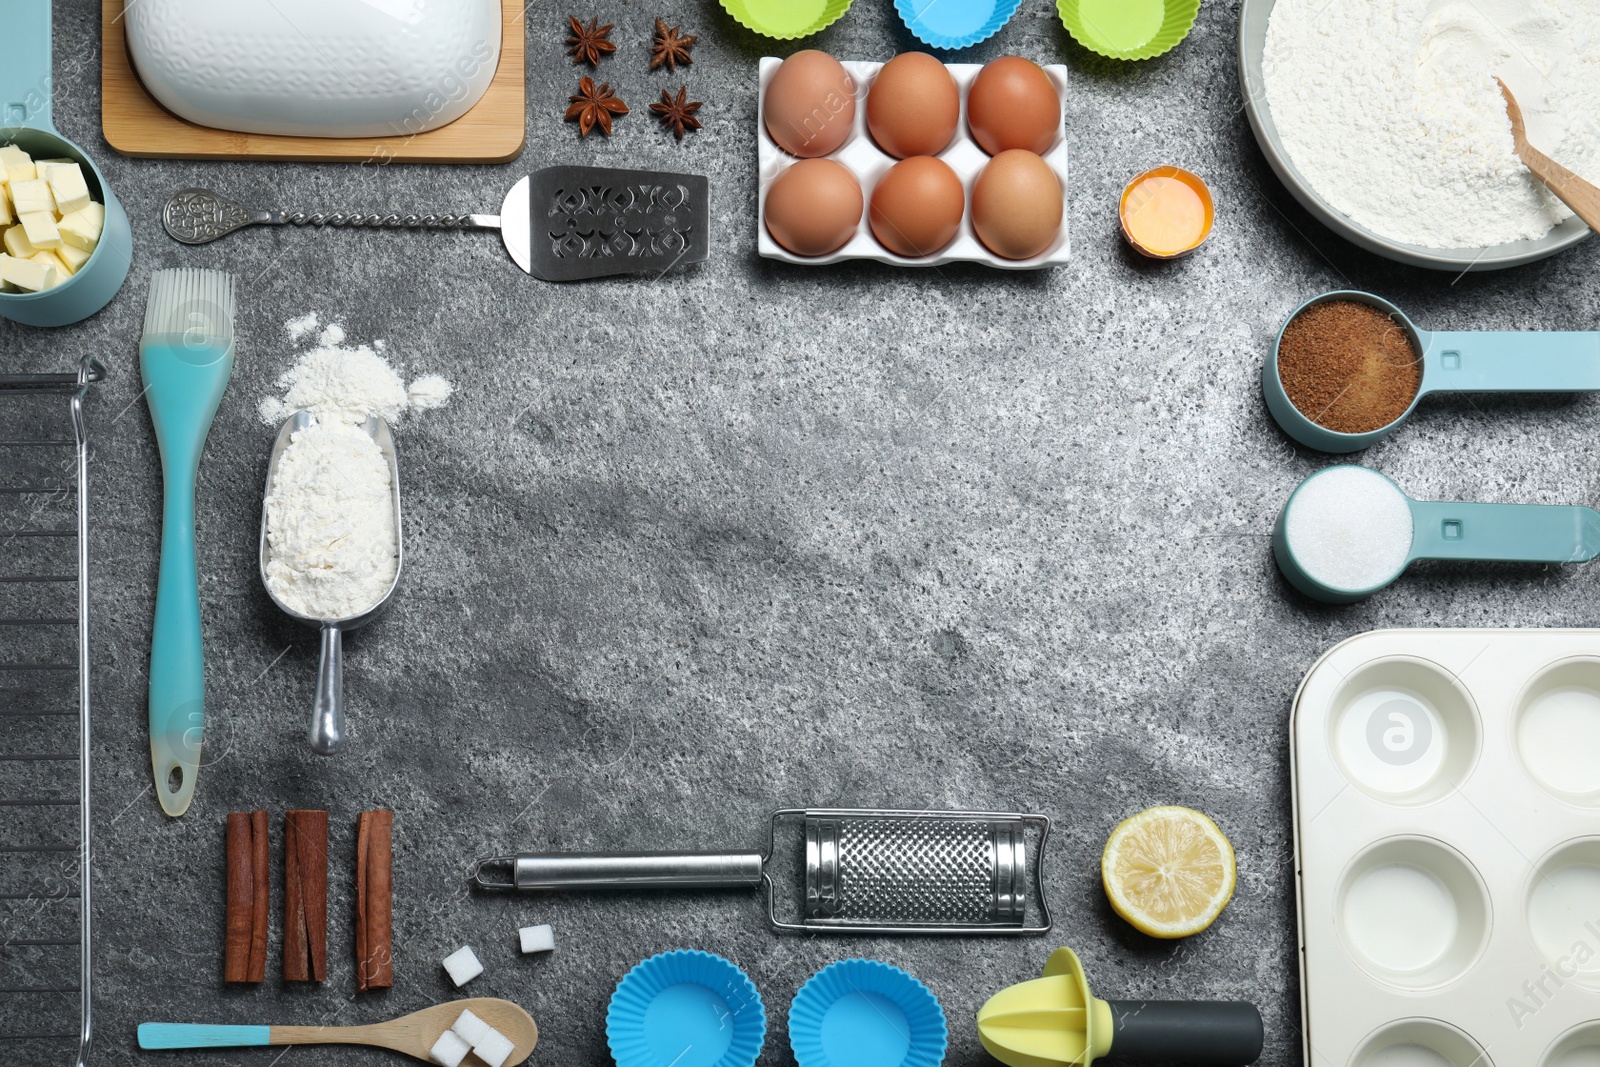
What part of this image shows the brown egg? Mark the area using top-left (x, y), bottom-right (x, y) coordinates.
top-left (869, 156), bottom-right (965, 258)
top-left (866, 52), bottom-right (960, 159)
top-left (765, 158), bottom-right (864, 257)
top-left (972, 149), bottom-right (1062, 260)
top-left (764, 50), bottom-right (858, 158)
top-left (966, 56), bottom-right (1061, 156)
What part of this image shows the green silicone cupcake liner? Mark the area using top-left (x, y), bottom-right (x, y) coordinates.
top-left (1057, 0), bottom-right (1200, 60)
top-left (720, 0), bottom-right (854, 39)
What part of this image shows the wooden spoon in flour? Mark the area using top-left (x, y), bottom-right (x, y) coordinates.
top-left (1498, 78), bottom-right (1600, 233)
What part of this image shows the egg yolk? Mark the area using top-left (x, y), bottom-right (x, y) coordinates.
top-left (1122, 175), bottom-right (1209, 256)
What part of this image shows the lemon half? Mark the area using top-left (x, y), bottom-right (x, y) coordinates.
top-left (1102, 805), bottom-right (1236, 938)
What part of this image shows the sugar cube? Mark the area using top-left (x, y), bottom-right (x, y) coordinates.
top-left (441, 945), bottom-right (482, 987)
top-left (45, 162), bottom-right (90, 215)
top-left (18, 211), bottom-right (61, 250)
top-left (1, 254), bottom-right (58, 293)
top-left (57, 203), bottom-right (102, 253)
top-left (9, 178), bottom-right (54, 217)
top-left (450, 1008), bottom-right (494, 1047)
top-left (3, 225), bottom-right (38, 260)
top-left (473, 1028), bottom-right (516, 1067)
top-left (0, 145), bottom-right (35, 183)
top-left (55, 242), bottom-right (90, 274)
top-left (428, 1029), bottom-right (471, 1067)
top-left (518, 924), bottom-right (554, 954)
top-left (0, 184), bottom-right (11, 227)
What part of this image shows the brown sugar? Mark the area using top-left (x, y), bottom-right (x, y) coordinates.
top-left (1278, 300), bottom-right (1422, 434)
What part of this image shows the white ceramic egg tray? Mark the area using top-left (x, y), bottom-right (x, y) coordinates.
top-left (756, 58), bottom-right (1070, 270)
top-left (1292, 629), bottom-right (1600, 1067)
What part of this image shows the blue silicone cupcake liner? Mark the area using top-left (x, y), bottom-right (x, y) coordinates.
top-left (894, 0), bottom-right (1023, 49)
top-left (606, 950), bottom-right (767, 1067)
top-left (789, 959), bottom-right (948, 1067)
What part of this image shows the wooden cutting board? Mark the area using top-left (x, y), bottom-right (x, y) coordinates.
top-left (101, 0), bottom-right (525, 163)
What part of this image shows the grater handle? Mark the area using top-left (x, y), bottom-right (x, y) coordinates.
top-left (1105, 1000), bottom-right (1263, 1065)
top-left (476, 851), bottom-right (765, 890)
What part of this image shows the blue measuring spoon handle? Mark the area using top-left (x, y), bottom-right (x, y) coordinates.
top-left (0, 0), bottom-right (53, 129)
top-left (138, 1023), bottom-right (272, 1049)
top-left (1410, 500), bottom-right (1600, 563)
top-left (1422, 330), bottom-right (1600, 394)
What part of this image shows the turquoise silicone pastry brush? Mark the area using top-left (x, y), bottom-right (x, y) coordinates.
top-left (141, 268), bottom-right (237, 817)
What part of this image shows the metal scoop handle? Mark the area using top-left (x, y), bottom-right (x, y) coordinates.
top-left (474, 851), bottom-right (765, 890)
top-left (310, 625), bottom-right (345, 755)
top-left (163, 188), bottom-right (499, 245)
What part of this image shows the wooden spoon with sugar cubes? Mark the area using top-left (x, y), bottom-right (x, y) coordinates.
top-left (1498, 78), bottom-right (1600, 234)
top-left (138, 998), bottom-right (538, 1066)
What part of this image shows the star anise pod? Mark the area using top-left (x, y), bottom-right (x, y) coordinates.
top-left (565, 15), bottom-right (616, 66)
top-left (566, 76), bottom-right (628, 136)
top-left (649, 18), bottom-right (696, 72)
top-left (649, 86), bottom-right (702, 140)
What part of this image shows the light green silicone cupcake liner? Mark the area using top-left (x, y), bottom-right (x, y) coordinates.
top-left (720, 0), bottom-right (854, 39)
top-left (1057, 0), bottom-right (1200, 60)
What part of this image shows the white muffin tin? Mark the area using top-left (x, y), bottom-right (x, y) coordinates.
top-left (1292, 629), bottom-right (1600, 1067)
top-left (756, 57), bottom-right (1070, 270)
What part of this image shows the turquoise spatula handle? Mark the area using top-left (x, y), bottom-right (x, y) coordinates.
top-left (1410, 501), bottom-right (1600, 563)
top-left (139, 1023), bottom-right (272, 1049)
top-left (1421, 330), bottom-right (1600, 394)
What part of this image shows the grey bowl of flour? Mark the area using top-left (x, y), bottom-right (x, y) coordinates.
top-left (1239, 0), bottom-right (1591, 271)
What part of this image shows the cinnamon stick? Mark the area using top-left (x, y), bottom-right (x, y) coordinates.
top-left (354, 809), bottom-right (394, 991)
top-left (283, 810), bottom-right (329, 983)
top-left (223, 811), bottom-right (269, 983)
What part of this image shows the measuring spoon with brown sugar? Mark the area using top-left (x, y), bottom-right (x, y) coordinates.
top-left (1262, 289), bottom-right (1600, 453)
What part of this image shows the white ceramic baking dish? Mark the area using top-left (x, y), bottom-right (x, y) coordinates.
top-left (125, 0), bottom-right (501, 138)
top-left (1292, 629), bottom-right (1600, 1067)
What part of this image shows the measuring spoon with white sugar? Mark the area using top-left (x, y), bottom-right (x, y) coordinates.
top-left (1273, 465), bottom-right (1600, 603)
top-left (1263, 290), bottom-right (1600, 453)
top-left (259, 411), bottom-right (403, 754)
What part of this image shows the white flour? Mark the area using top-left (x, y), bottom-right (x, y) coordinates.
top-left (264, 420), bottom-right (397, 619)
top-left (260, 316), bottom-right (453, 619)
top-left (1263, 0), bottom-right (1600, 248)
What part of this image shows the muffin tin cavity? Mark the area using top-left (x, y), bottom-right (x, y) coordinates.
top-left (1516, 659), bottom-right (1600, 804)
top-left (1337, 837), bottom-right (1489, 990)
top-left (1293, 631), bottom-right (1600, 1067)
top-left (1526, 839), bottom-right (1600, 991)
top-left (1328, 656), bottom-right (1480, 804)
top-left (1349, 1019), bottom-right (1492, 1067)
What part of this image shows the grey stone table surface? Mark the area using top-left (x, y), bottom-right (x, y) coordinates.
top-left (5, 0), bottom-right (1600, 1064)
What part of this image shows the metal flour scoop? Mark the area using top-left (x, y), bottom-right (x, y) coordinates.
top-left (160, 166), bottom-right (709, 281)
top-left (260, 411), bottom-right (402, 754)
top-left (977, 948), bottom-right (1263, 1067)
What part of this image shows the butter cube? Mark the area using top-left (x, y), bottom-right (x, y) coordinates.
top-left (0, 253), bottom-right (12, 292)
top-left (55, 242), bottom-right (90, 273)
top-left (9, 179), bottom-right (54, 217)
top-left (31, 250), bottom-right (68, 280)
top-left (45, 162), bottom-right (90, 215)
top-left (3, 224), bottom-right (39, 259)
top-left (17, 211), bottom-right (61, 250)
top-left (0, 145), bottom-right (35, 183)
top-left (0, 253), bottom-right (58, 292)
top-left (0, 184), bottom-right (11, 227)
top-left (57, 203), bottom-right (102, 252)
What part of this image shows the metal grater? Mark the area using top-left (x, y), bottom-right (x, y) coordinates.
top-left (0, 359), bottom-right (101, 1067)
top-left (475, 807), bottom-right (1052, 936)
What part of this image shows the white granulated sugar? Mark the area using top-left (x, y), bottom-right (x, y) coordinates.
top-left (261, 318), bottom-right (454, 427)
top-left (1284, 466), bottom-right (1415, 593)
top-left (1263, 0), bottom-right (1600, 248)
top-left (285, 311), bottom-right (320, 341)
top-left (408, 374), bottom-right (454, 410)
top-left (264, 420), bottom-right (397, 620)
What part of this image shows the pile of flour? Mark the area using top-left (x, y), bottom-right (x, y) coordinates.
top-left (261, 315), bottom-right (453, 619)
top-left (1263, 0), bottom-right (1600, 248)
